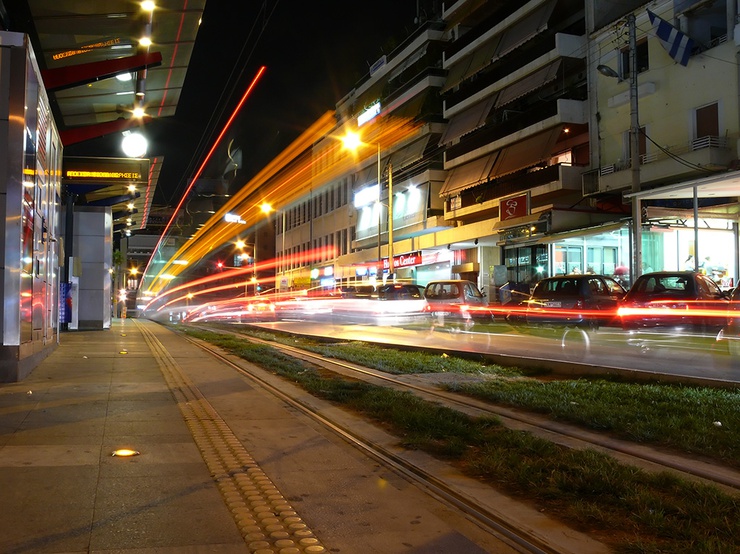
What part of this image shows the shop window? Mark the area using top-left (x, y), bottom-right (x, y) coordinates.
top-left (554, 245), bottom-right (583, 274)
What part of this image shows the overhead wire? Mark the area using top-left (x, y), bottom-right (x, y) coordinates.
top-left (163, 0), bottom-right (281, 206)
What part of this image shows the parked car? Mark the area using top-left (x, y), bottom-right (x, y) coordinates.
top-left (520, 274), bottom-right (626, 328)
top-left (423, 279), bottom-right (492, 328)
top-left (618, 271), bottom-right (730, 332)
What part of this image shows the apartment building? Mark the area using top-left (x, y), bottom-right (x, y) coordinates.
top-left (271, 0), bottom-right (739, 296)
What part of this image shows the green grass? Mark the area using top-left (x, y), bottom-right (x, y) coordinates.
top-left (178, 326), bottom-right (739, 553)
top-left (216, 324), bottom-right (740, 469)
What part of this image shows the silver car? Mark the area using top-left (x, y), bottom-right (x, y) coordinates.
top-left (423, 279), bottom-right (492, 328)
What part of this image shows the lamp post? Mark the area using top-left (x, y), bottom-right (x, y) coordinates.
top-left (597, 12), bottom-right (641, 283)
top-left (344, 132), bottom-right (394, 282)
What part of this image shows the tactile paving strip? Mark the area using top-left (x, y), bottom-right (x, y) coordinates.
top-left (137, 321), bottom-right (326, 554)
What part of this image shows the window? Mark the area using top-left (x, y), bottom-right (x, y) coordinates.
top-left (619, 38), bottom-right (649, 79)
top-left (693, 102), bottom-right (719, 148)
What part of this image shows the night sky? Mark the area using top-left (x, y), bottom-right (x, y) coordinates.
top-left (153, 1), bottom-right (427, 206)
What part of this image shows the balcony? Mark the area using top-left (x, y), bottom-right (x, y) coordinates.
top-left (583, 136), bottom-right (735, 195)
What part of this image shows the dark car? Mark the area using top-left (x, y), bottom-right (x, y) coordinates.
top-left (522, 274), bottom-right (626, 328)
top-left (423, 279), bottom-right (492, 328)
top-left (618, 271), bottom-right (730, 332)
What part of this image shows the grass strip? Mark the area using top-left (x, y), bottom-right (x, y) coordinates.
top-left (182, 327), bottom-right (739, 553)
top-left (217, 324), bottom-right (740, 469)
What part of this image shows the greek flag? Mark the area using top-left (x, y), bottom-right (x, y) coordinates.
top-left (647, 9), bottom-right (694, 66)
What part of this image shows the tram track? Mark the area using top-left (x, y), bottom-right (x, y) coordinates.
top-left (177, 323), bottom-right (612, 554)
top-left (187, 323), bottom-right (740, 495)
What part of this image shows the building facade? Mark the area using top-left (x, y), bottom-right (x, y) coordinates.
top-left (254, 0), bottom-right (739, 300)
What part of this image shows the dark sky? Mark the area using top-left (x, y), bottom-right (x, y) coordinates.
top-left (153, 1), bottom-right (427, 206)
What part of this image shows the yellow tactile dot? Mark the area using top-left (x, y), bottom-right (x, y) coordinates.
top-left (304, 546), bottom-right (326, 553)
top-left (283, 516), bottom-right (302, 524)
top-left (288, 523), bottom-right (307, 531)
top-left (253, 505), bottom-right (272, 513)
top-left (265, 524), bottom-right (285, 533)
top-left (246, 534), bottom-right (267, 543)
top-left (273, 538), bottom-right (294, 547)
top-left (271, 532), bottom-right (291, 541)
top-left (293, 530), bottom-right (314, 539)
top-left (278, 548), bottom-right (300, 554)
top-left (252, 547), bottom-right (274, 554)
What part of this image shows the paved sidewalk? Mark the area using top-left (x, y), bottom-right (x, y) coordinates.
top-left (0, 318), bottom-right (248, 553)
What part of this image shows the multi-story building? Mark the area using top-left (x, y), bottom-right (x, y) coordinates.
top-left (586, 0), bottom-right (739, 286)
top-left (256, 0), bottom-right (740, 300)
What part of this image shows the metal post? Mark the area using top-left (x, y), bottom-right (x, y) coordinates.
top-left (628, 13), bottom-right (642, 282)
top-left (377, 143), bottom-right (382, 277)
top-left (388, 162), bottom-right (394, 280)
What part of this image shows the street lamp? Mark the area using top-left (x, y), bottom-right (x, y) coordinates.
top-left (341, 132), bottom-right (394, 281)
top-left (597, 12), bottom-right (642, 283)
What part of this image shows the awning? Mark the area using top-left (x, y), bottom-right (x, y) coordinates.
top-left (441, 55), bottom-right (474, 94)
top-left (388, 45), bottom-right (427, 82)
top-left (495, 59), bottom-right (561, 109)
top-left (390, 136), bottom-right (430, 171)
top-left (439, 96), bottom-right (496, 145)
top-left (439, 153), bottom-right (497, 197)
top-left (494, 0), bottom-right (556, 60)
top-left (492, 212), bottom-right (543, 231)
top-left (624, 169), bottom-right (740, 200)
top-left (462, 35), bottom-right (501, 81)
top-left (536, 221), bottom-right (626, 243)
top-left (489, 126), bottom-right (563, 179)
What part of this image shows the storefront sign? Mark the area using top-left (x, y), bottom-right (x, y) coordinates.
top-left (382, 251), bottom-right (422, 270)
top-left (500, 192), bottom-right (529, 221)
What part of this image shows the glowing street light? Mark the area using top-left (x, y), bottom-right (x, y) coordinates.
top-left (341, 131), bottom-right (393, 280)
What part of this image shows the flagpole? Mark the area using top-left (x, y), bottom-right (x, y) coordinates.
top-left (628, 13), bottom-right (643, 282)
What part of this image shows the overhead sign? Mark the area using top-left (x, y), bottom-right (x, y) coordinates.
top-left (62, 157), bottom-right (149, 185)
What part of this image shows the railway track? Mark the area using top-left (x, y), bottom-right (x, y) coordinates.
top-left (187, 323), bottom-right (740, 495)
top-left (173, 323), bottom-right (617, 554)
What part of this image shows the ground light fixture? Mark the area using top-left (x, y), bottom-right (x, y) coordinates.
top-left (111, 448), bottom-right (140, 457)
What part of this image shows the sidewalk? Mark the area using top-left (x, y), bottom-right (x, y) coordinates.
top-left (0, 318), bottom-right (249, 553)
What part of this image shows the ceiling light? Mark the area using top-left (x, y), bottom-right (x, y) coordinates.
top-left (116, 72), bottom-right (133, 82)
top-left (139, 37), bottom-right (152, 47)
top-left (121, 131), bottom-right (147, 158)
top-left (132, 107), bottom-right (145, 118)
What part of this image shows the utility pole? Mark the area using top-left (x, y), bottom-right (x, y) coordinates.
top-left (628, 13), bottom-right (643, 282)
